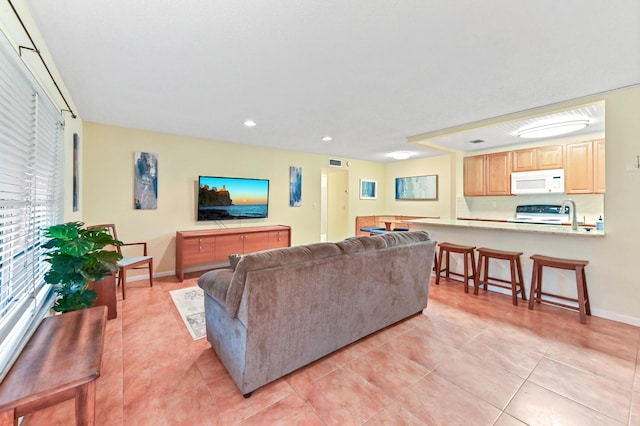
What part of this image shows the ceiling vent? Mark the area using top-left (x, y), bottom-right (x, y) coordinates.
top-left (329, 158), bottom-right (343, 167)
top-left (469, 139), bottom-right (486, 144)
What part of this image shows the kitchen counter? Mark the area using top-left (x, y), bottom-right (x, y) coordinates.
top-left (409, 218), bottom-right (604, 237)
top-left (407, 217), bottom-right (607, 319)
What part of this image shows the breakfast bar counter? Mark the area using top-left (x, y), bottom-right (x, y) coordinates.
top-left (408, 218), bottom-right (605, 237)
top-left (408, 218), bottom-right (610, 320)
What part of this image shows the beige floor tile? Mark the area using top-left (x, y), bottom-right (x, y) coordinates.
top-left (528, 357), bottom-right (631, 423)
top-left (505, 381), bottom-right (624, 426)
top-left (433, 350), bottom-right (525, 410)
top-left (364, 402), bottom-right (427, 425)
top-left (396, 372), bottom-right (502, 425)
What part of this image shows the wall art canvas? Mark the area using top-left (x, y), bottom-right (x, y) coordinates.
top-left (395, 175), bottom-right (438, 200)
top-left (72, 133), bottom-right (79, 212)
top-left (360, 179), bottom-right (377, 200)
top-left (134, 152), bottom-right (158, 209)
top-left (289, 166), bottom-right (302, 207)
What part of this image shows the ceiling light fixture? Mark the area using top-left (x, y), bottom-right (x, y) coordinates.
top-left (244, 120), bottom-right (256, 127)
top-left (321, 136), bottom-right (333, 142)
top-left (389, 151), bottom-right (412, 160)
top-left (517, 119), bottom-right (589, 139)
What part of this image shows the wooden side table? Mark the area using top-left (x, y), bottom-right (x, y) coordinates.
top-left (0, 306), bottom-right (107, 425)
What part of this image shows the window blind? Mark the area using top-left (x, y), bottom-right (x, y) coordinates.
top-left (0, 30), bottom-right (63, 380)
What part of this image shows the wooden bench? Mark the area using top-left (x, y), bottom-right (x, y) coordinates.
top-left (0, 306), bottom-right (107, 425)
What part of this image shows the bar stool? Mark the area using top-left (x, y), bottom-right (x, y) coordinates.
top-left (528, 254), bottom-right (590, 324)
top-left (475, 248), bottom-right (526, 306)
top-left (435, 242), bottom-right (476, 293)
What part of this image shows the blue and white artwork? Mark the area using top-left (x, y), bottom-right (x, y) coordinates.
top-left (289, 166), bottom-right (302, 207)
top-left (134, 152), bottom-right (158, 209)
top-left (395, 175), bottom-right (437, 200)
top-left (360, 179), bottom-right (377, 199)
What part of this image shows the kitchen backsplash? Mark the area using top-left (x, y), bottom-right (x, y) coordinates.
top-left (458, 194), bottom-right (605, 225)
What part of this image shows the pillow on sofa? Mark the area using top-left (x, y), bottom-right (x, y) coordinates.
top-left (198, 268), bottom-right (235, 307)
top-left (228, 254), bottom-right (242, 270)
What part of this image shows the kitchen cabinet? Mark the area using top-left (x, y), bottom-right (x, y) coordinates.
top-left (463, 155), bottom-right (486, 196)
top-left (594, 139), bottom-right (606, 193)
top-left (565, 141), bottom-right (594, 194)
top-left (175, 225), bottom-right (291, 281)
top-left (512, 145), bottom-right (563, 172)
top-left (537, 145), bottom-right (563, 169)
top-left (464, 152), bottom-right (511, 196)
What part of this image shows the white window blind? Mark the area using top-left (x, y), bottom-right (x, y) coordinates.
top-left (0, 30), bottom-right (63, 380)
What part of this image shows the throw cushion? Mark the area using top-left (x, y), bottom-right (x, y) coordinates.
top-left (228, 254), bottom-right (242, 270)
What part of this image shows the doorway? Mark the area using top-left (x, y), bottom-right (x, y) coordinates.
top-left (321, 168), bottom-right (349, 242)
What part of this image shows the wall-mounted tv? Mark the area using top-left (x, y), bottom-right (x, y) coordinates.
top-left (198, 176), bottom-right (270, 221)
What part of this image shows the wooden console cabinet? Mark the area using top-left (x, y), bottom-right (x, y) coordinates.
top-left (175, 225), bottom-right (291, 281)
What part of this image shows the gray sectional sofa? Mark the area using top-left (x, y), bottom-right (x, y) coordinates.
top-left (197, 230), bottom-right (436, 396)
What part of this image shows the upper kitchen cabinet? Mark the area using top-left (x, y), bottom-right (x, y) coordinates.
top-left (463, 155), bottom-right (486, 196)
top-left (464, 152), bottom-right (511, 196)
top-left (512, 145), bottom-right (563, 172)
top-left (594, 139), bottom-right (606, 193)
top-left (565, 139), bottom-right (605, 194)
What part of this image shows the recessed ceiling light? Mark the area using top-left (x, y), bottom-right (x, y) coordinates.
top-left (321, 136), bottom-right (333, 142)
top-left (389, 151), bottom-right (412, 160)
top-left (244, 120), bottom-right (256, 127)
top-left (517, 119), bottom-right (589, 139)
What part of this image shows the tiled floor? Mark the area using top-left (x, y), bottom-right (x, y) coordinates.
top-left (24, 273), bottom-right (640, 425)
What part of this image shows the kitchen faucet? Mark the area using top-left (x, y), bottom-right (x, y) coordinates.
top-left (561, 199), bottom-right (578, 230)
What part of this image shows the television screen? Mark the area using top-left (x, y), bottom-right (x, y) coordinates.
top-left (198, 176), bottom-right (270, 221)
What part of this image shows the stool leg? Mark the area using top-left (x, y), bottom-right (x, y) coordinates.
top-left (445, 251), bottom-right (451, 280)
top-left (463, 252), bottom-right (469, 293)
top-left (435, 247), bottom-right (443, 285)
top-left (509, 259), bottom-right (518, 306)
top-left (474, 253), bottom-right (483, 295)
top-left (528, 262), bottom-right (539, 310)
top-left (582, 267), bottom-right (591, 315)
top-left (516, 256), bottom-right (526, 301)
top-left (470, 251), bottom-right (477, 294)
top-left (575, 266), bottom-right (587, 324)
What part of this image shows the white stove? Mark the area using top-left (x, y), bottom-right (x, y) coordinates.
top-left (506, 204), bottom-right (570, 225)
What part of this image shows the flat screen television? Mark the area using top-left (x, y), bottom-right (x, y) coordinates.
top-left (197, 176), bottom-right (270, 221)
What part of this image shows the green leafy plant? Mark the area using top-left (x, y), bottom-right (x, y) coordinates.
top-left (43, 222), bottom-right (123, 313)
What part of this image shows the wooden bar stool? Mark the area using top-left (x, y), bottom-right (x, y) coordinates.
top-left (435, 242), bottom-right (476, 293)
top-left (528, 254), bottom-right (590, 324)
top-left (475, 248), bottom-right (526, 306)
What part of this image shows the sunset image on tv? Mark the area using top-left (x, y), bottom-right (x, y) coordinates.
top-left (198, 176), bottom-right (269, 221)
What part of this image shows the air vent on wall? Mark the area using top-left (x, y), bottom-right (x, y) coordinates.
top-left (329, 158), bottom-right (343, 167)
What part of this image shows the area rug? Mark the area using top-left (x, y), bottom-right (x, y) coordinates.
top-left (169, 286), bottom-right (206, 340)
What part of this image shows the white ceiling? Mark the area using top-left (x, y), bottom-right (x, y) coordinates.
top-left (19, 1), bottom-right (640, 162)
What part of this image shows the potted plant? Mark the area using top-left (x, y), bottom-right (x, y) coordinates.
top-left (43, 221), bottom-right (123, 313)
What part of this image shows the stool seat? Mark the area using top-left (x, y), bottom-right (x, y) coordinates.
top-left (475, 247), bottom-right (526, 306)
top-left (435, 242), bottom-right (476, 293)
top-left (528, 254), bottom-right (590, 324)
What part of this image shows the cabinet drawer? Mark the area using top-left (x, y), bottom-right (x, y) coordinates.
top-left (268, 231), bottom-right (289, 248)
top-left (214, 234), bottom-right (244, 260)
top-left (182, 237), bottom-right (215, 264)
top-left (243, 232), bottom-right (270, 254)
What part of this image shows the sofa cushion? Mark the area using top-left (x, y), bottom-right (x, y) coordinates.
top-left (198, 268), bottom-right (235, 307)
top-left (225, 243), bottom-right (342, 317)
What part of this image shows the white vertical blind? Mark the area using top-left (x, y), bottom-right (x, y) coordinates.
top-left (0, 30), bottom-right (63, 380)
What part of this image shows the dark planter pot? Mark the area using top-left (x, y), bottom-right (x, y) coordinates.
top-left (88, 274), bottom-right (117, 320)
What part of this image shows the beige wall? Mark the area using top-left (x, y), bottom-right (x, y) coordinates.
top-left (82, 123), bottom-right (386, 275)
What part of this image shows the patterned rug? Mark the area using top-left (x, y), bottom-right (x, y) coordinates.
top-left (169, 286), bottom-right (206, 340)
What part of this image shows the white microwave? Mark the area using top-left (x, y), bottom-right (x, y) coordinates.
top-left (511, 169), bottom-right (565, 195)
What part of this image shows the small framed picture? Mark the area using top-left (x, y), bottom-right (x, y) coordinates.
top-left (359, 179), bottom-right (377, 200)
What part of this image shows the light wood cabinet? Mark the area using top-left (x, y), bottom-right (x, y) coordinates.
top-left (485, 152), bottom-right (511, 195)
top-left (537, 145), bottom-right (563, 169)
top-left (512, 145), bottom-right (563, 172)
top-left (565, 141), bottom-right (594, 194)
top-left (594, 139), bottom-right (606, 193)
top-left (463, 155), bottom-right (486, 196)
top-left (175, 225), bottom-right (291, 281)
top-left (464, 152), bottom-right (511, 196)
top-left (512, 148), bottom-right (537, 172)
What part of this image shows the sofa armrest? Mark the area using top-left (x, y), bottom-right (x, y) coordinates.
top-left (197, 268), bottom-right (235, 313)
